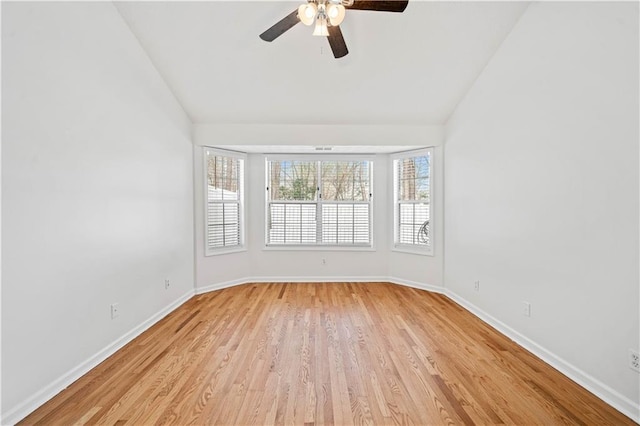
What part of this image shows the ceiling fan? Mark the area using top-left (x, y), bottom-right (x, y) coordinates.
top-left (259, 0), bottom-right (409, 59)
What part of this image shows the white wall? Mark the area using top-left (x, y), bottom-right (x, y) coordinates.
top-left (193, 124), bottom-right (444, 291)
top-left (1, 3), bottom-right (194, 423)
top-left (444, 2), bottom-right (639, 420)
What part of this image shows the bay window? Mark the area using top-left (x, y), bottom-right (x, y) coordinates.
top-left (266, 157), bottom-right (373, 247)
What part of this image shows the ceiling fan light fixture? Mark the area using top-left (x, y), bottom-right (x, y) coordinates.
top-left (312, 15), bottom-right (329, 36)
top-left (298, 3), bottom-right (317, 26)
top-left (259, 0), bottom-right (409, 58)
top-left (327, 4), bottom-right (345, 26)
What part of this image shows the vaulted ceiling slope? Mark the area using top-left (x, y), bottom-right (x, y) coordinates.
top-left (114, 1), bottom-right (529, 125)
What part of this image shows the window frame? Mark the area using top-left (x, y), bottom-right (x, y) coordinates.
top-left (203, 147), bottom-right (246, 256)
top-left (391, 148), bottom-right (434, 256)
top-left (264, 154), bottom-right (375, 250)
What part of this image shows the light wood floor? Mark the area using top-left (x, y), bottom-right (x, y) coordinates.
top-left (21, 282), bottom-right (634, 425)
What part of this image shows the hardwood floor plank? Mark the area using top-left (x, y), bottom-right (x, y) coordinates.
top-left (18, 282), bottom-right (636, 426)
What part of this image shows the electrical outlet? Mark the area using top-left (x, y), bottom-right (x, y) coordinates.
top-left (522, 302), bottom-right (531, 317)
top-left (630, 349), bottom-right (640, 372)
top-left (111, 303), bottom-right (120, 319)
top-left (474, 280), bottom-right (480, 291)
top-left (165, 279), bottom-right (170, 290)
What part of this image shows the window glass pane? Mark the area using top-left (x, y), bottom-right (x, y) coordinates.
top-left (321, 161), bottom-right (369, 201)
top-left (353, 205), bottom-right (370, 244)
top-left (208, 155), bottom-right (239, 201)
top-left (416, 222), bottom-right (430, 246)
top-left (205, 150), bottom-right (243, 251)
top-left (397, 202), bottom-right (429, 246)
top-left (224, 224), bottom-right (239, 246)
top-left (399, 203), bottom-right (414, 224)
top-left (321, 204), bottom-right (337, 243)
top-left (320, 203), bottom-right (369, 244)
top-left (268, 204), bottom-right (285, 244)
top-left (398, 155), bottom-right (430, 201)
top-left (398, 224), bottom-right (414, 245)
top-left (268, 202), bottom-right (317, 244)
top-left (223, 203), bottom-right (239, 225)
top-left (337, 204), bottom-right (354, 243)
top-left (284, 204), bottom-right (302, 242)
top-left (269, 161), bottom-right (317, 201)
top-left (207, 225), bottom-right (224, 248)
top-left (415, 177), bottom-right (430, 201)
top-left (208, 203), bottom-right (223, 225)
top-left (300, 205), bottom-right (317, 243)
top-left (414, 154), bottom-right (430, 178)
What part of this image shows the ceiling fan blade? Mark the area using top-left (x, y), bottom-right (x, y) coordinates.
top-left (347, 0), bottom-right (409, 13)
top-left (327, 25), bottom-right (348, 58)
top-left (259, 9), bottom-right (300, 42)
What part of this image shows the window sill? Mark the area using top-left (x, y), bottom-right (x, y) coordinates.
top-left (263, 245), bottom-right (376, 252)
top-left (205, 246), bottom-right (247, 257)
top-left (392, 245), bottom-right (433, 257)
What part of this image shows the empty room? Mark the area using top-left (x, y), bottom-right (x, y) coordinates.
top-left (2, 0), bottom-right (639, 424)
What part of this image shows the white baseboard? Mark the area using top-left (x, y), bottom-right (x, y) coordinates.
top-left (444, 289), bottom-right (640, 424)
top-left (1, 290), bottom-right (195, 426)
top-left (248, 275), bottom-right (391, 284)
top-left (388, 277), bottom-right (446, 295)
top-left (195, 276), bottom-right (392, 294)
top-left (195, 276), bottom-right (443, 295)
top-left (195, 277), bottom-right (251, 294)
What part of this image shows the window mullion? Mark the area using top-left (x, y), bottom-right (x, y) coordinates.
top-left (284, 204), bottom-right (287, 244)
top-left (412, 203), bottom-right (416, 245)
top-left (351, 203), bottom-right (355, 244)
top-left (222, 203), bottom-right (226, 247)
top-left (317, 161), bottom-right (322, 244)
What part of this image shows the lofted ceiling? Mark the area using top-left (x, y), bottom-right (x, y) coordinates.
top-left (114, 1), bottom-right (529, 125)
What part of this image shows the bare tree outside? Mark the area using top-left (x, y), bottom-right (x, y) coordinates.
top-left (399, 156), bottom-right (429, 202)
top-left (271, 161), bottom-right (317, 200)
top-left (322, 161), bottom-right (369, 201)
top-left (208, 155), bottom-right (238, 196)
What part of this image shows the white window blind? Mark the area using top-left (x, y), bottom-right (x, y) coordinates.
top-left (266, 158), bottom-right (372, 247)
top-left (393, 149), bottom-right (432, 253)
top-left (205, 149), bottom-right (244, 254)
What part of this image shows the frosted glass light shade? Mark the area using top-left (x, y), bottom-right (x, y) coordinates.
top-left (312, 15), bottom-right (329, 36)
top-left (298, 3), bottom-right (317, 26)
top-left (327, 4), bottom-right (345, 26)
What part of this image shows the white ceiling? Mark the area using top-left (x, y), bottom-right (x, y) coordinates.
top-left (114, 1), bottom-right (529, 125)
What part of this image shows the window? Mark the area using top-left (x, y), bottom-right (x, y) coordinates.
top-left (266, 157), bottom-right (372, 247)
top-left (204, 148), bottom-right (245, 255)
top-left (392, 149), bottom-right (433, 254)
